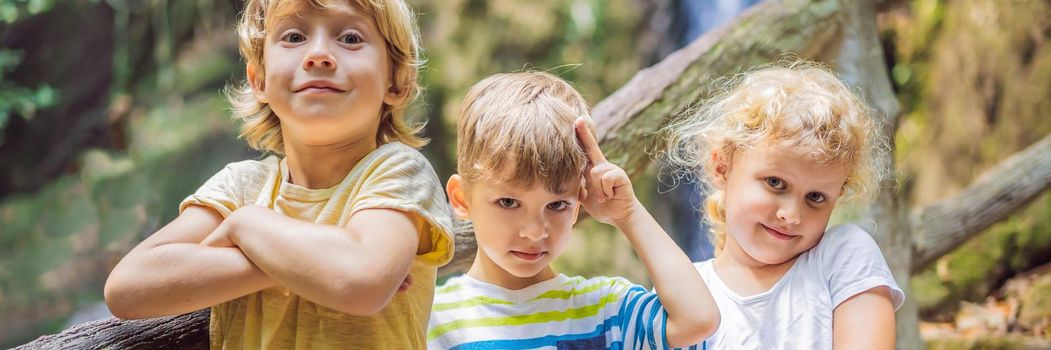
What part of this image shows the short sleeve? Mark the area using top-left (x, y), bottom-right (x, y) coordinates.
top-left (179, 164), bottom-right (245, 218)
top-left (348, 144), bottom-right (455, 267)
top-left (815, 224), bottom-right (905, 310)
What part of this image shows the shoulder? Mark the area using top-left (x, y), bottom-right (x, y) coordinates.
top-left (219, 156), bottom-right (280, 179)
top-left (692, 259), bottom-right (716, 283)
top-left (370, 142), bottom-right (429, 164)
top-left (580, 275), bottom-right (639, 291)
top-left (814, 224), bottom-right (879, 253)
top-left (813, 224), bottom-right (905, 309)
top-left (354, 142), bottom-right (436, 180)
top-left (573, 276), bottom-right (653, 304)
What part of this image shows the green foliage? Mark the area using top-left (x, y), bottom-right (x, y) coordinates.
top-left (0, 0), bottom-right (56, 24)
top-left (0, 49), bottom-right (56, 145)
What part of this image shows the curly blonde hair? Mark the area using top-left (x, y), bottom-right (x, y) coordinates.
top-left (457, 72), bottom-right (591, 194)
top-left (227, 0), bottom-right (425, 154)
top-left (664, 59), bottom-right (888, 252)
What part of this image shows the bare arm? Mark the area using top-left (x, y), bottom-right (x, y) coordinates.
top-left (575, 118), bottom-right (719, 347)
top-left (833, 286), bottom-right (896, 349)
top-left (216, 205), bottom-right (420, 316)
top-left (103, 205), bottom-right (276, 319)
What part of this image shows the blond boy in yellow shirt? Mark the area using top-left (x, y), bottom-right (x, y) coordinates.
top-left (103, 1), bottom-right (454, 348)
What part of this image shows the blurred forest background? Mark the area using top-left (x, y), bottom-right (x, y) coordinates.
top-left (1, 0), bottom-right (1049, 348)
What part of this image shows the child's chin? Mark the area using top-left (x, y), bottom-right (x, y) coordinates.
top-left (751, 251), bottom-right (796, 265)
top-left (502, 263), bottom-right (546, 279)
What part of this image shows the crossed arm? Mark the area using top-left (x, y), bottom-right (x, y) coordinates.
top-left (104, 204), bottom-right (422, 319)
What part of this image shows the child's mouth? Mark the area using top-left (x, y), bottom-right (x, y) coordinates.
top-left (510, 251), bottom-right (546, 261)
top-left (762, 224), bottom-right (796, 241)
top-left (299, 87), bottom-right (343, 94)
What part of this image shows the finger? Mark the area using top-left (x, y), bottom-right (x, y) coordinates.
top-left (398, 275), bottom-right (413, 293)
top-left (589, 167), bottom-right (608, 203)
top-left (600, 169), bottom-right (619, 199)
top-left (574, 117), bottom-right (607, 165)
top-left (579, 179), bottom-right (590, 203)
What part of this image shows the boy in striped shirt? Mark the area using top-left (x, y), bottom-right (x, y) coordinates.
top-left (428, 72), bottom-right (719, 349)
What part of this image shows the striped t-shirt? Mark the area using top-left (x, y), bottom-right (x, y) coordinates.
top-left (428, 273), bottom-right (704, 349)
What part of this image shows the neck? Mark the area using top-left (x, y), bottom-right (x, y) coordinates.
top-left (466, 249), bottom-right (557, 290)
top-left (282, 136), bottom-right (377, 189)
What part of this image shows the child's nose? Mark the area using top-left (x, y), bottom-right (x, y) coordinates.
top-left (303, 42), bottom-right (336, 70)
top-left (518, 219), bottom-right (549, 241)
top-left (776, 200), bottom-right (802, 226)
top-left (304, 54), bottom-right (335, 70)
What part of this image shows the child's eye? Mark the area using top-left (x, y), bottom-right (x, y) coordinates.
top-left (765, 177), bottom-right (786, 190)
top-left (283, 32), bottom-right (306, 43)
top-left (339, 33), bottom-right (363, 44)
top-left (806, 192), bottom-right (826, 204)
top-left (496, 198), bottom-right (520, 209)
top-left (546, 201), bottom-right (570, 211)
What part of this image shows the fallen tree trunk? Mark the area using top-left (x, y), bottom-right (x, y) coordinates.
top-left (15, 309), bottom-right (209, 350)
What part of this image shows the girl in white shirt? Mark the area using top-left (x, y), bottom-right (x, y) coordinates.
top-left (665, 60), bottom-right (905, 350)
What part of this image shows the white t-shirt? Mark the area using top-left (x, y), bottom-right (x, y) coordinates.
top-left (693, 224), bottom-right (904, 350)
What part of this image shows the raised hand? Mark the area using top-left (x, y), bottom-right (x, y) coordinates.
top-left (574, 116), bottom-right (639, 226)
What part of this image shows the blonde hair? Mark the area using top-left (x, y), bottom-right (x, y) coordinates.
top-left (664, 60), bottom-right (887, 252)
top-left (457, 71), bottom-right (590, 194)
top-left (227, 0), bottom-right (426, 155)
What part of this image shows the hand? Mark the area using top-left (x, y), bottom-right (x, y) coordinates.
top-left (201, 219), bottom-right (236, 247)
top-left (200, 206), bottom-right (269, 248)
top-left (396, 274), bottom-right (413, 293)
top-left (575, 116), bottom-right (638, 226)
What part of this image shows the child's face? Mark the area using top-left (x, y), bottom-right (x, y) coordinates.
top-left (448, 172), bottom-right (582, 286)
top-left (715, 146), bottom-right (847, 266)
top-left (251, 3), bottom-right (399, 149)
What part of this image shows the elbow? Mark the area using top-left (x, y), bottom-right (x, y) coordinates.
top-left (328, 276), bottom-right (398, 317)
top-left (667, 309), bottom-right (721, 348)
top-left (104, 271), bottom-right (157, 320)
top-left (103, 278), bottom-right (139, 320)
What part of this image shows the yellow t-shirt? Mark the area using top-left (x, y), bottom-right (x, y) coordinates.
top-left (179, 142), bottom-right (454, 349)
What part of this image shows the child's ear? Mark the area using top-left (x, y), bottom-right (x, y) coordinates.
top-left (383, 70), bottom-right (410, 106)
top-left (246, 64), bottom-right (268, 104)
top-left (577, 180), bottom-right (587, 203)
top-left (446, 175), bottom-right (471, 219)
top-left (572, 181), bottom-right (586, 223)
top-left (711, 151), bottom-right (729, 189)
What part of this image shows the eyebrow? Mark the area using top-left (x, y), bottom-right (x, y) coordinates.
top-left (271, 6), bottom-right (372, 30)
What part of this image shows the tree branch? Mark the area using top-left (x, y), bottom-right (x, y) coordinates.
top-left (438, 220), bottom-right (475, 277)
top-left (592, 0), bottom-right (842, 176)
top-left (911, 134), bottom-right (1051, 272)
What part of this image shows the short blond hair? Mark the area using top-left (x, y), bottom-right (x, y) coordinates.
top-left (665, 60), bottom-right (887, 252)
top-left (457, 72), bottom-right (590, 193)
top-left (227, 0), bottom-right (425, 155)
